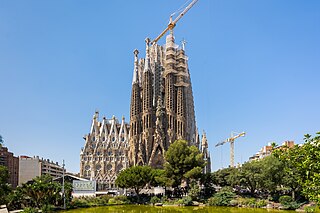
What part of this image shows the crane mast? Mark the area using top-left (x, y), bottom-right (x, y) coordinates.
top-left (216, 132), bottom-right (246, 168)
top-left (151, 0), bottom-right (199, 45)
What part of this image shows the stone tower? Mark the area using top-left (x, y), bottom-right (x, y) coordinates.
top-left (129, 32), bottom-right (198, 168)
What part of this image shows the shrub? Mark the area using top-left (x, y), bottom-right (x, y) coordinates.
top-left (177, 196), bottom-right (193, 206)
top-left (282, 201), bottom-right (300, 210)
top-left (207, 187), bottom-right (236, 206)
top-left (188, 184), bottom-right (200, 201)
top-left (150, 196), bottom-right (161, 205)
top-left (71, 198), bottom-right (90, 208)
top-left (256, 199), bottom-right (267, 208)
top-left (94, 195), bottom-right (110, 206)
top-left (108, 195), bottom-right (130, 205)
top-left (229, 199), bottom-right (239, 206)
top-left (305, 206), bottom-right (316, 213)
top-left (114, 195), bottom-right (130, 204)
top-left (41, 204), bottom-right (55, 213)
top-left (161, 195), bottom-right (169, 203)
top-left (279, 195), bottom-right (292, 205)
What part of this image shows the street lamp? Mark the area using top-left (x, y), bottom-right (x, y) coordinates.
top-left (62, 160), bottom-right (66, 210)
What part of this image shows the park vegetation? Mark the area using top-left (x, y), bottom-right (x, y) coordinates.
top-left (1, 134), bottom-right (320, 212)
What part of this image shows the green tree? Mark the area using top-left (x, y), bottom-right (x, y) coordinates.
top-left (115, 165), bottom-right (152, 197)
top-left (260, 155), bottom-right (285, 194)
top-left (20, 175), bottom-right (61, 208)
top-left (150, 169), bottom-right (169, 187)
top-left (164, 140), bottom-right (205, 188)
top-left (212, 167), bottom-right (239, 187)
top-left (272, 149), bottom-right (301, 200)
top-left (238, 160), bottom-right (264, 195)
top-left (0, 165), bottom-right (12, 204)
top-left (275, 133), bottom-right (320, 203)
top-left (200, 173), bottom-right (215, 198)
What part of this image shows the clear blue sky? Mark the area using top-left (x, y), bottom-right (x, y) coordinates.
top-left (0, 0), bottom-right (319, 173)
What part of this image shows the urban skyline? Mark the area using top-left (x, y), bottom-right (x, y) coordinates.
top-left (0, 0), bottom-right (319, 173)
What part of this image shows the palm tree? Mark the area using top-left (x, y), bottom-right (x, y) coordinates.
top-left (270, 142), bottom-right (278, 150)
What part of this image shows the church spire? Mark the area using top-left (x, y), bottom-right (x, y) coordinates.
top-left (132, 49), bottom-right (139, 84)
top-left (144, 38), bottom-right (151, 73)
top-left (201, 130), bottom-right (208, 149)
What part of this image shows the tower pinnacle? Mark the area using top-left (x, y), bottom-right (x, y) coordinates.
top-left (144, 38), bottom-right (151, 73)
top-left (132, 49), bottom-right (139, 84)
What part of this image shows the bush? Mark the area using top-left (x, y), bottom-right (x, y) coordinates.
top-left (108, 195), bottom-right (130, 205)
top-left (207, 187), bottom-right (236, 206)
top-left (114, 195), bottom-right (130, 204)
top-left (41, 204), bottom-right (55, 213)
top-left (229, 199), bottom-right (239, 206)
top-left (71, 198), bottom-right (90, 208)
top-left (150, 196), bottom-right (161, 205)
top-left (188, 184), bottom-right (200, 201)
top-left (177, 196), bottom-right (193, 206)
top-left (279, 195), bottom-right (292, 205)
top-left (305, 206), bottom-right (316, 213)
top-left (256, 199), bottom-right (267, 208)
top-left (282, 201), bottom-right (301, 210)
top-left (96, 195), bottom-right (111, 205)
top-left (161, 195), bottom-right (169, 203)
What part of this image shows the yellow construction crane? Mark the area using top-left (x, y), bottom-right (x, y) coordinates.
top-left (216, 132), bottom-right (246, 168)
top-left (151, 0), bottom-right (199, 45)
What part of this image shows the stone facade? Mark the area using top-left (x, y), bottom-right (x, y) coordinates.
top-left (129, 33), bottom-right (210, 169)
top-left (79, 33), bottom-right (212, 190)
top-left (80, 112), bottom-right (130, 190)
top-left (0, 146), bottom-right (19, 188)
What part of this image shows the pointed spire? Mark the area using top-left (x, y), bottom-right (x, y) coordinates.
top-left (181, 39), bottom-right (187, 51)
top-left (132, 49), bottom-right (139, 84)
top-left (202, 130), bottom-right (208, 148)
top-left (144, 38), bottom-right (151, 73)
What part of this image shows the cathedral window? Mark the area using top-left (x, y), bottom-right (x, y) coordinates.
top-left (112, 137), bottom-right (115, 142)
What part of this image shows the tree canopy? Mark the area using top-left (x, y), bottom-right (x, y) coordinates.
top-left (164, 140), bottom-right (205, 188)
top-left (0, 165), bottom-right (11, 204)
top-left (115, 166), bottom-right (152, 196)
top-left (274, 133), bottom-right (320, 204)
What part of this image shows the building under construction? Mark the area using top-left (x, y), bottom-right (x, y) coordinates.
top-left (80, 0), bottom-right (211, 190)
top-left (128, 0), bottom-right (210, 171)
